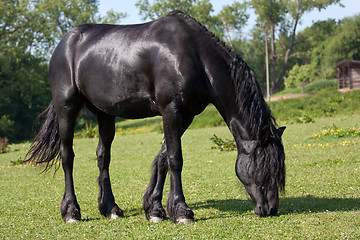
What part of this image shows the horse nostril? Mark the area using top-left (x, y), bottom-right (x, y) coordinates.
top-left (255, 205), bottom-right (275, 217)
top-left (254, 206), bottom-right (261, 216)
top-left (254, 206), bottom-right (266, 217)
top-left (269, 207), bottom-right (278, 216)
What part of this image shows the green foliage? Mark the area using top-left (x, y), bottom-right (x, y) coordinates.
top-left (289, 114), bottom-right (314, 124)
top-left (10, 156), bottom-right (23, 166)
top-left (135, 0), bottom-right (248, 41)
top-left (249, 0), bottom-right (285, 25)
top-left (323, 14), bottom-right (360, 75)
top-left (136, 0), bottom-right (220, 35)
top-left (294, 14), bottom-right (360, 81)
top-left (75, 123), bottom-right (98, 139)
top-left (0, 53), bottom-right (50, 141)
top-left (247, 0), bottom-right (342, 93)
top-left (210, 134), bottom-right (236, 151)
top-left (0, 0), bottom-right (126, 142)
top-left (218, 1), bottom-right (249, 32)
top-left (312, 124), bottom-right (360, 139)
top-left (284, 64), bottom-right (314, 89)
top-left (303, 79), bottom-right (337, 93)
top-left (269, 89), bottom-right (360, 123)
top-left (189, 105), bottom-right (225, 129)
top-left (0, 116), bottom-right (15, 140)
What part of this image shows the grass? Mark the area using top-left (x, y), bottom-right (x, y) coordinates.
top-left (271, 79), bottom-right (338, 96)
top-left (1, 113), bottom-right (360, 239)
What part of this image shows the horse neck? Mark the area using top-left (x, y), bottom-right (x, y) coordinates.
top-left (201, 45), bottom-right (270, 142)
top-left (199, 43), bottom-right (235, 118)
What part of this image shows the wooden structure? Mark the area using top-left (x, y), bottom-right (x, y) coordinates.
top-left (336, 60), bottom-right (360, 91)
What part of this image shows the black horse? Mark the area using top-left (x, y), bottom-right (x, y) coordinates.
top-left (25, 11), bottom-right (285, 223)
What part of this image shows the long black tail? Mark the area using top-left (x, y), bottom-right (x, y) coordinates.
top-left (23, 101), bottom-right (61, 172)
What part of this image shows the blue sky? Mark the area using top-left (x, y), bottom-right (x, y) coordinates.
top-left (98, 0), bottom-right (360, 34)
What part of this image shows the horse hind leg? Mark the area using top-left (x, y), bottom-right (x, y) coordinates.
top-left (143, 142), bottom-right (168, 222)
top-left (56, 96), bottom-right (83, 223)
top-left (96, 111), bottom-right (123, 219)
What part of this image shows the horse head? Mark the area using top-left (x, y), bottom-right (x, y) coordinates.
top-left (235, 125), bottom-right (286, 217)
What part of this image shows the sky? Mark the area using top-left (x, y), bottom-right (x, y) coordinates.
top-left (98, 0), bottom-right (360, 34)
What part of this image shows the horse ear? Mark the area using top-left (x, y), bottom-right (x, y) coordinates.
top-left (260, 124), bottom-right (270, 144)
top-left (276, 126), bottom-right (286, 138)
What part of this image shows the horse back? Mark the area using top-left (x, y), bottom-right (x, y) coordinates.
top-left (49, 14), bottom-right (211, 118)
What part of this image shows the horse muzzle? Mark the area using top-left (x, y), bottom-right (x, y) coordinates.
top-left (254, 203), bottom-right (278, 217)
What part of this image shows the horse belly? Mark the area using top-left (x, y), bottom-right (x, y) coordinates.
top-left (104, 96), bottom-right (160, 119)
top-left (81, 82), bottom-right (160, 119)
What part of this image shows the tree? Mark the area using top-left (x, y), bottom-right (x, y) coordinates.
top-left (218, 1), bottom-right (249, 48)
top-left (294, 19), bottom-right (337, 79)
top-left (33, 0), bottom-right (126, 56)
top-left (249, 0), bottom-right (286, 96)
top-left (322, 14), bottom-right (360, 77)
top-left (0, 0), bottom-right (126, 141)
top-left (292, 14), bottom-right (360, 81)
top-left (284, 64), bottom-right (312, 91)
top-left (135, 0), bottom-right (248, 45)
top-left (249, 0), bottom-right (343, 93)
top-left (136, 0), bottom-right (219, 33)
top-left (276, 0), bottom-right (343, 91)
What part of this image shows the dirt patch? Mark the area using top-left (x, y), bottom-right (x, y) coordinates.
top-left (269, 93), bottom-right (316, 102)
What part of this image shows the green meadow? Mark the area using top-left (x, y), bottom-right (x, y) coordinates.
top-left (1, 113), bottom-right (360, 239)
top-left (1, 81), bottom-right (360, 239)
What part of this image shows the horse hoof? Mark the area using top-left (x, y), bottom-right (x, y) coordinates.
top-left (176, 216), bottom-right (194, 223)
top-left (110, 213), bottom-right (122, 219)
top-left (149, 216), bottom-right (163, 223)
top-left (66, 218), bottom-right (79, 223)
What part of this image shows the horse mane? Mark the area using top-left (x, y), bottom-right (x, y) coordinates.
top-left (166, 11), bottom-right (277, 137)
top-left (230, 55), bottom-right (277, 136)
top-left (167, 10), bottom-right (234, 58)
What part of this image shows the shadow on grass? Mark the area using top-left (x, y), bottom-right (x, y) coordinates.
top-left (190, 196), bottom-right (360, 219)
top-left (279, 196), bottom-right (360, 215)
top-left (111, 196), bottom-right (359, 222)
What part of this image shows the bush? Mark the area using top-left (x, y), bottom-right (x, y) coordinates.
top-left (0, 116), bottom-right (15, 141)
top-left (75, 123), bottom-right (98, 138)
top-left (210, 134), bottom-right (236, 151)
top-left (285, 64), bottom-right (314, 90)
top-left (304, 79), bottom-right (337, 93)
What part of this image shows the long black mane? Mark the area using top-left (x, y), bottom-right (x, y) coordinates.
top-left (168, 11), bottom-right (277, 136)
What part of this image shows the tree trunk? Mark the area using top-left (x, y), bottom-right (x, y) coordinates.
top-left (222, 18), bottom-right (233, 48)
top-left (277, 2), bottom-right (300, 90)
top-left (264, 29), bottom-right (270, 101)
top-left (270, 23), bottom-right (277, 94)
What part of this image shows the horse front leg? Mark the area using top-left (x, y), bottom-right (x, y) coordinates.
top-left (96, 112), bottom-right (123, 219)
top-left (162, 107), bottom-right (194, 223)
top-left (143, 114), bottom-right (194, 223)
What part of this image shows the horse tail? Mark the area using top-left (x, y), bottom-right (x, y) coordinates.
top-left (23, 101), bottom-right (61, 172)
